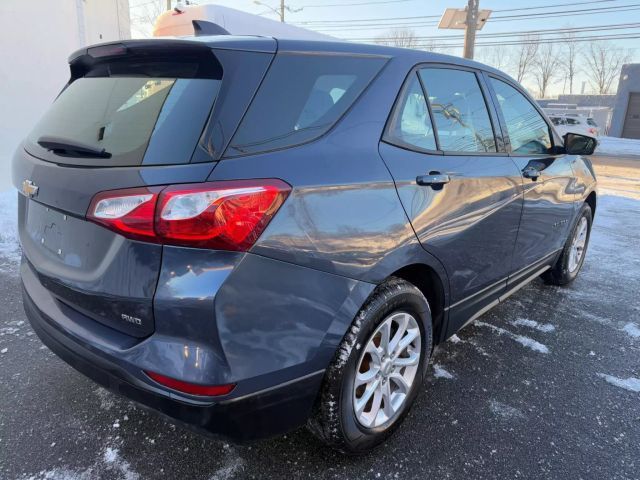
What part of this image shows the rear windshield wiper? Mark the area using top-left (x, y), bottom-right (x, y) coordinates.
top-left (37, 135), bottom-right (112, 159)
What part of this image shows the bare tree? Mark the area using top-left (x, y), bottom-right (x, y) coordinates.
top-left (476, 45), bottom-right (510, 71)
top-left (561, 31), bottom-right (580, 94)
top-left (130, 0), bottom-right (166, 38)
top-left (375, 28), bottom-right (419, 49)
top-left (513, 35), bottom-right (540, 83)
top-left (533, 43), bottom-right (561, 98)
top-left (583, 41), bottom-right (632, 94)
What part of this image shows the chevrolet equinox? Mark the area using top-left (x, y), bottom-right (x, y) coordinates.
top-left (13, 34), bottom-right (597, 454)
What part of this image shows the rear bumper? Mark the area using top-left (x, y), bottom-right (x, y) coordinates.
top-left (23, 279), bottom-right (324, 441)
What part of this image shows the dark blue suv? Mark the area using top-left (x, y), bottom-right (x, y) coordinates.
top-left (13, 35), bottom-right (597, 454)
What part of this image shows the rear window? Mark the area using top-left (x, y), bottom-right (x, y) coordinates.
top-left (26, 75), bottom-right (220, 167)
top-left (225, 53), bottom-right (386, 157)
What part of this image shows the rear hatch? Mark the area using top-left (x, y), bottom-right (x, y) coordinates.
top-left (14, 38), bottom-right (275, 337)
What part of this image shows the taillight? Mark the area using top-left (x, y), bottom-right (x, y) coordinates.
top-left (88, 187), bottom-right (159, 241)
top-left (87, 179), bottom-right (290, 251)
top-left (145, 370), bottom-right (235, 396)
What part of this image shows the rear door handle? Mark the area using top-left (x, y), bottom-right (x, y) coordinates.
top-left (416, 173), bottom-right (450, 187)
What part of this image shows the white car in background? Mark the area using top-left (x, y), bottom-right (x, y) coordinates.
top-left (549, 114), bottom-right (600, 137)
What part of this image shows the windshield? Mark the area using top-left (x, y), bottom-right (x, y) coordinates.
top-left (26, 76), bottom-right (221, 166)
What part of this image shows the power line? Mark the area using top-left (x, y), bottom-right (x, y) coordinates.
top-left (413, 32), bottom-right (640, 49)
top-left (294, 0), bottom-right (617, 24)
top-left (298, 0), bottom-right (415, 7)
top-left (308, 4), bottom-right (640, 31)
top-left (493, 2), bottom-right (639, 19)
top-left (345, 21), bottom-right (640, 41)
top-left (495, 0), bottom-right (617, 12)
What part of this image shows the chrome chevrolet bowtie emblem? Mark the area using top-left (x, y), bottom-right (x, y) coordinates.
top-left (22, 180), bottom-right (39, 198)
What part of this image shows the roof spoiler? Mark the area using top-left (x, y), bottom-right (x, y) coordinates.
top-left (192, 20), bottom-right (230, 37)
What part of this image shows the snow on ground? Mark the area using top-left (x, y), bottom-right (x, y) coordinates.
top-left (621, 323), bottom-right (640, 339)
top-left (488, 400), bottom-right (525, 419)
top-left (596, 136), bottom-right (640, 157)
top-left (432, 364), bottom-right (455, 379)
top-left (511, 318), bottom-right (555, 333)
top-left (474, 321), bottom-right (550, 354)
top-left (0, 188), bottom-right (20, 274)
top-left (207, 445), bottom-right (246, 480)
top-left (19, 445), bottom-right (141, 480)
top-left (597, 374), bottom-right (640, 393)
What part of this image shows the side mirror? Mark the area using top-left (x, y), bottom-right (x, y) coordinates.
top-left (564, 132), bottom-right (597, 156)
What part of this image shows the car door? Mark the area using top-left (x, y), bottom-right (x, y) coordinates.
top-left (485, 75), bottom-right (576, 278)
top-left (379, 65), bottom-right (523, 335)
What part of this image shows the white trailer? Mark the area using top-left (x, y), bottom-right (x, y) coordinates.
top-left (153, 4), bottom-right (334, 41)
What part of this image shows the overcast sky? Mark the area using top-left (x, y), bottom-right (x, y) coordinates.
top-left (129, 0), bottom-right (639, 96)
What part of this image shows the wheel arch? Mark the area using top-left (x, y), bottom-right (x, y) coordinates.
top-left (388, 263), bottom-right (447, 345)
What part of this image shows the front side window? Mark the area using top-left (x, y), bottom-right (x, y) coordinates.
top-left (226, 54), bottom-right (386, 157)
top-left (384, 73), bottom-right (436, 151)
top-left (419, 68), bottom-right (496, 153)
top-left (489, 78), bottom-right (552, 155)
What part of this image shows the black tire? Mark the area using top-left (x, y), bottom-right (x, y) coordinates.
top-left (308, 277), bottom-right (433, 454)
top-left (543, 203), bottom-right (593, 286)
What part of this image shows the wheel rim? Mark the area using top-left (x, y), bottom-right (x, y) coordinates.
top-left (352, 312), bottom-right (421, 428)
top-left (568, 216), bottom-right (588, 273)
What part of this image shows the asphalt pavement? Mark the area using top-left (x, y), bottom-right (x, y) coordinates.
top-left (1, 155), bottom-right (638, 480)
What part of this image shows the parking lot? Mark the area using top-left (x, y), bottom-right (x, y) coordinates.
top-left (1, 154), bottom-right (638, 480)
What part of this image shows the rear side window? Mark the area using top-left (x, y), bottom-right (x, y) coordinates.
top-left (384, 73), bottom-right (436, 151)
top-left (27, 76), bottom-right (220, 167)
top-left (418, 68), bottom-right (496, 153)
top-left (489, 78), bottom-right (552, 155)
top-left (225, 53), bottom-right (386, 157)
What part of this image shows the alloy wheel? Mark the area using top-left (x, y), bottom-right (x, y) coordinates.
top-left (352, 312), bottom-right (421, 428)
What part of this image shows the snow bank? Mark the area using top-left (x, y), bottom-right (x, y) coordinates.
top-left (0, 189), bottom-right (20, 274)
top-left (595, 136), bottom-right (640, 157)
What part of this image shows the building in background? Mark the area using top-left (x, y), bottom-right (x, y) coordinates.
top-left (0, 0), bottom-right (130, 189)
top-left (610, 64), bottom-right (640, 140)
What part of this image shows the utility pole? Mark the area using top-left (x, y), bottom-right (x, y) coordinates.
top-left (463, 0), bottom-right (479, 60)
top-left (280, 0), bottom-right (285, 22)
top-left (439, 2), bottom-right (490, 60)
top-left (166, 0), bottom-right (171, 10)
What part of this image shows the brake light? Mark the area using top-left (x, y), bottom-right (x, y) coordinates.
top-left (87, 180), bottom-right (290, 251)
top-left (145, 370), bottom-right (235, 396)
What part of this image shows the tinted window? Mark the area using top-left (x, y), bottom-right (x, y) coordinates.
top-left (226, 54), bottom-right (386, 157)
top-left (551, 117), bottom-right (565, 126)
top-left (384, 73), bottom-right (436, 151)
top-left (565, 117), bottom-right (580, 125)
top-left (419, 68), bottom-right (496, 153)
top-left (490, 78), bottom-right (552, 155)
top-left (27, 77), bottom-right (220, 167)
top-left (587, 118), bottom-right (598, 127)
